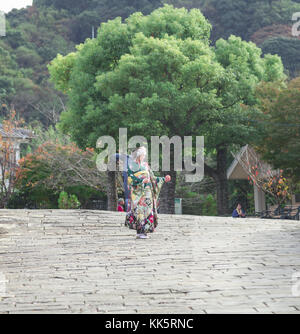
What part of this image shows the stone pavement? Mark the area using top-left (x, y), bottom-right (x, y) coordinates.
top-left (0, 209), bottom-right (300, 314)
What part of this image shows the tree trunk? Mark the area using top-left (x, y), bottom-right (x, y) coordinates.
top-left (159, 169), bottom-right (177, 214)
top-left (216, 146), bottom-right (229, 215)
top-left (215, 175), bottom-right (229, 216)
top-left (204, 146), bottom-right (229, 216)
top-left (106, 171), bottom-right (117, 211)
top-left (159, 146), bottom-right (177, 214)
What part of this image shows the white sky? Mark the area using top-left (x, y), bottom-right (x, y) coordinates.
top-left (0, 0), bottom-right (33, 13)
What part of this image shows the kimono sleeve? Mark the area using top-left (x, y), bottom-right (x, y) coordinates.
top-left (149, 168), bottom-right (165, 199)
top-left (128, 169), bottom-right (147, 187)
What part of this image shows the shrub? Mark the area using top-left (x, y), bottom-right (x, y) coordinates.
top-left (201, 194), bottom-right (217, 216)
top-left (58, 191), bottom-right (80, 209)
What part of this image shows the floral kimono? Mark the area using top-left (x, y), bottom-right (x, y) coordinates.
top-left (124, 159), bottom-right (165, 234)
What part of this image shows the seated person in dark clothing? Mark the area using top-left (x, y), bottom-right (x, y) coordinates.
top-left (232, 203), bottom-right (246, 218)
top-left (117, 198), bottom-right (125, 212)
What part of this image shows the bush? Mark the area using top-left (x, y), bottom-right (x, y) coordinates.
top-left (58, 191), bottom-right (81, 209)
top-left (200, 194), bottom-right (217, 216)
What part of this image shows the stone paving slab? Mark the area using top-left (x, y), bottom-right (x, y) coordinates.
top-left (0, 209), bottom-right (300, 313)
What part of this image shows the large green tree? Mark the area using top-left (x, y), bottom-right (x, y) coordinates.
top-left (49, 5), bottom-right (212, 212)
top-left (49, 5), bottom-right (285, 214)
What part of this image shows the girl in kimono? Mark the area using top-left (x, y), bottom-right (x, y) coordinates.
top-left (124, 146), bottom-right (171, 239)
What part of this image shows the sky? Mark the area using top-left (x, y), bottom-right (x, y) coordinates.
top-left (0, 0), bottom-right (33, 13)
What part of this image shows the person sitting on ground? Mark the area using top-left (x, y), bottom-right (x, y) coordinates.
top-left (232, 203), bottom-right (246, 218)
top-left (117, 198), bottom-right (125, 212)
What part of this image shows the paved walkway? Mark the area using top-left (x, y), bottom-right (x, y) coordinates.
top-left (0, 209), bottom-right (300, 313)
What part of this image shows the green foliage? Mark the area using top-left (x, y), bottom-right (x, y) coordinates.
top-left (0, 43), bottom-right (18, 104)
top-left (50, 5), bottom-right (285, 153)
top-left (15, 46), bottom-right (43, 68)
top-left (8, 188), bottom-right (58, 209)
top-left (34, 0), bottom-right (163, 17)
top-left (13, 125), bottom-right (105, 209)
top-left (200, 0), bottom-right (300, 80)
top-left (228, 180), bottom-right (254, 214)
top-left (14, 150), bottom-right (56, 208)
top-left (64, 185), bottom-right (106, 208)
top-left (255, 77), bottom-right (300, 181)
top-left (202, 35), bottom-right (285, 151)
top-left (49, 4), bottom-right (287, 217)
top-left (34, 0), bottom-right (164, 43)
top-left (165, 0), bottom-right (208, 10)
top-left (201, 0), bottom-right (300, 41)
top-left (261, 37), bottom-right (300, 78)
top-left (2, 0), bottom-right (299, 212)
top-left (58, 191), bottom-right (69, 209)
top-left (1, 0), bottom-right (298, 131)
top-left (96, 31), bottom-right (219, 138)
top-left (49, 4), bottom-right (285, 212)
top-left (1, 6), bottom-right (74, 124)
top-left (28, 122), bottom-right (73, 150)
top-left (33, 0), bottom-right (95, 13)
top-left (200, 194), bottom-right (217, 216)
top-left (49, 5), bottom-right (213, 148)
top-left (58, 191), bottom-right (81, 209)
top-left (47, 53), bottom-right (77, 93)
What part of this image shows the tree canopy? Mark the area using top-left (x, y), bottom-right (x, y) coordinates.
top-left (49, 4), bottom-right (286, 214)
top-left (1, 0), bottom-right (300, 127)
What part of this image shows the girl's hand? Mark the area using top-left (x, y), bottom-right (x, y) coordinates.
top-left (142, 178), bottom-right (150, 184)
top-left (165, 175), bottom-right (171, 182)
